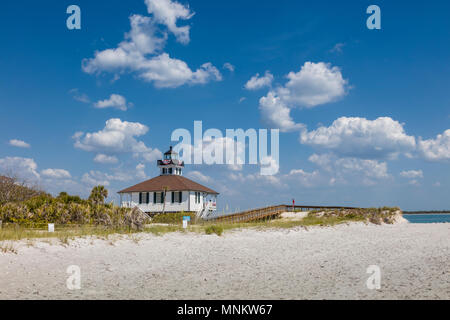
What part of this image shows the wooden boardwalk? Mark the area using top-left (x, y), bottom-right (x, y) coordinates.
top-left (208, 204), bottom-right (359, 223)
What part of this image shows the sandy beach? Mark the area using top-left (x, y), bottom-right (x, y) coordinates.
top-left (0, 222), bottom-right (448, 300)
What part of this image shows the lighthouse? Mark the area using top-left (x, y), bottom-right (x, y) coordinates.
top-left (158, 146), bottom-right (184, 176)
top-left (118, 146), bottom-right (218, 218)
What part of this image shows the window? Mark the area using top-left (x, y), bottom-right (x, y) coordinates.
top-left (155, 192), bottom-right (163, 204)
top-left (139, 192), bottom-right (143, 204)
top-left (172, 191), bottom-right (182, 203)
top-left (194, 192), bottom-right (201, 204)
top-left (168, 168), bottom-right (173, 174)
top-left (146, 192), bottom-right (150, 204)
top-left (175, 191), bottom-right (182, 203)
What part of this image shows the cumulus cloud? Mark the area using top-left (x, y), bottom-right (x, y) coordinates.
top-left (229, 172), bottom-right (284, 188)
top-left (308, 153), bottom-right (390, 186)
top-left (259, 92), bottom-right (304, 132)
top-left (277, 62), bottom-right (348, 108)
top-left (300, 117), bottom-right (416, 159)
top-left (69, 88), bottom-right (90, 104)
top-left (186, 170), bottom-right (211, 183)
top-left (286, 168), bottom-right (321, 187)
top-left (245, 71), bottom-right (273, 90)
top-left (94, 94), bottom-right (132, 111)
top-left (9, 139), bottom-right (30, 148)
top-left (81, 170), bottom-right (131, 187)
top-left (418, 129), bottom-right (450, 162)
top-left (41, 169), bottom-right (72, 179)
top-left (94, 154), bottom-right (119, 164)
top-left (258, 62), bottom-right (348, 131)
top-left (223, 62), bottom-right (235, 72)
top-left (400, 170), bottom-right (423, 179)
top-left (137, 54), bottom-right (222, 88)
top-left (73, 118), bottom-right (162, 162)
top-left (82, 1), bottom-right (221, 88)
top-left (136, 163), bottom-right (148, 179)
top-left (0, 157), bottom-right (40, 180)
top-left (144, 0), bottom-right (194, 44)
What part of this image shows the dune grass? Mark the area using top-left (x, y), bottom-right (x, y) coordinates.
top-left (0, 208), bottom-right (398, 245)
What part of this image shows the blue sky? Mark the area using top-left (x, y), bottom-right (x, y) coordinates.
top-left (1, 0), bottom-right (449, 211)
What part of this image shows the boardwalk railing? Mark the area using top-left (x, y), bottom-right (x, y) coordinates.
top-left (206, 204), bottom-right (360, 223)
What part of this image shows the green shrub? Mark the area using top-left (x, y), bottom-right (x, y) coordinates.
top-left (151, 212), bottom-right (196, 224)
top-left (205, 225), bottom-right (223, 236)
top-left (0, 189), bottom-right (150, 230)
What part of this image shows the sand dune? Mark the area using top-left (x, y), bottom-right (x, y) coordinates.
top-left (0, 222), bottom-right (448, 299)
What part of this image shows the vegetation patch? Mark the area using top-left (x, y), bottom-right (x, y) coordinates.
top-left (151, 212), bottom-right (196, 224)
top-left (204, 225), bottom-right (223, 236)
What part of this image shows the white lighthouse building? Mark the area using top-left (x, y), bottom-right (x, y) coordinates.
top-left (118, 146), bottom-right (218, 218)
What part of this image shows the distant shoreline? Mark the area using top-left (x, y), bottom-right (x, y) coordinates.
top-left (403, 211), bottom-right (450, 215)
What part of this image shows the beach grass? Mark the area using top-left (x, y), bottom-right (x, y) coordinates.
top-left (0, 208), bottom-right (398, 243)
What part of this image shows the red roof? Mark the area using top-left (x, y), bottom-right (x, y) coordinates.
top-left (118, 175), bottom-right (219, 194)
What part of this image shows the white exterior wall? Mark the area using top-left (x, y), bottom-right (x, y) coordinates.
top-left (120, 191), bottom-right (196, 213)
top-left (188, 191), bottom-right (204, 212)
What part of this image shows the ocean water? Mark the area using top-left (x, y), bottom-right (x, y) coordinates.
top-left (403, 214), bottom-right (450, 223)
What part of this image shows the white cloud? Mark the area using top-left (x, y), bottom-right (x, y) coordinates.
top-left (308, 153), bottom-right (389, 186)
top-left (330, 42), bottom-right (345, 54)
top-left (138, 148), bottom-right (162, 162)
top-left (9, 139), bottom-right (30, 148)
top-left (69, 88), bottom-right (90, 103)
top-left (223, 62), bottom-right (235, 72)
top-left (228, 172), bottom-right (284, 188)
top-left (94, 94), bottom-right (132, 111)
top-left (0, 157), bottom-right (40, 180)
top-left (418, 129), bottom-right (450, 162)
top-left (259, 91), bottom-right (304, 132)
top-left (82, 15), bottom-right (166, 75)
top-left (81, 170), bottom-right (131, 187)
top-left (400, 170), bottom-right (423, 179)
top-left (82, 2), bottom-right (221, 88)
top-left (186, 170), bottom-right (211, 183)
top-left (41, 169), bottom-right (72, 179)
top-left (278, 62), bottom-right (348, 108)
top-left (73, 118), bottom-right (162, 162)
top-left (286, 169), bottom-right (321, 187)
top-left (245, 71), bottom-right (273, 90)
top-left (138, 54), bottom-right (222, 88)
top-left (82, 171), bottom-right (111, 187)
top-left (300, 117), bottom-right (416, 159)
top-left (136, 163), bottom-right (148, 179)
top-left (94, 154), bottom-right (119, 164)
top-left (144, 0), bottom-right (194, 44)
top-left (258, 62), bottom-right (348, 131)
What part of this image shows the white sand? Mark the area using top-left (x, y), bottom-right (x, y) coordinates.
top-left (0, 222), bottom-right (448, 300)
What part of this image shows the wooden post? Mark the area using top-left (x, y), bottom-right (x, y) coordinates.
top-left (162, 186), bottom-right (169, 214)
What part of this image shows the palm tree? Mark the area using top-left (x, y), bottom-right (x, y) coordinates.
top-left (89, 185), bottom-right (108, 205)
top-left (161, 186), bottom-right (169, 214)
